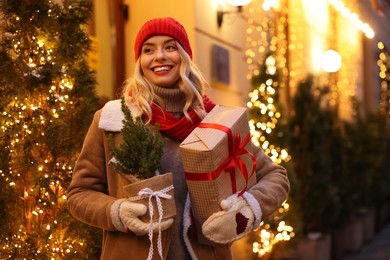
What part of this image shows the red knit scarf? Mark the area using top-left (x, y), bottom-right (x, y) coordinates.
top-left (150, 95), bottom-right (216, 141)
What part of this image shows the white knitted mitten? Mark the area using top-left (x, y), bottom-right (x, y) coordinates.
top-left (202, 192), bottom-right (257, 244)
top-left (118, 200), bottom-right (173, 236)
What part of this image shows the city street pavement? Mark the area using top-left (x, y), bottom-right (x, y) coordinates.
top-left (344, 223), bottom-right (390, 260)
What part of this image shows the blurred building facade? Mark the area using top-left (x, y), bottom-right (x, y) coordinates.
top-left (90, 0), bottom-right (390, 119)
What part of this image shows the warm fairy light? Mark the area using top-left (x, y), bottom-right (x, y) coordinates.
top-left (0, 16), bottom-right (90, 258)
top-left (377, 42), bottom-right (390, 115)
top-left (245, 1), bottom-right (293, 256)
top-left (252, 201), bottom-right (295, 256)
top-left (327, 0), bottom-right (374, 38)
top-left (226, 0), bottom-right (253, 6)
top-left (262, 0), bottom-right (280, 11)
top-left (247, 79), bottom-right (291, 164)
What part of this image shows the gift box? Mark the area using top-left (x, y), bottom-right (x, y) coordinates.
top-left (123, 173), bottom-right (176, 223)
top-left (179, 105), bottom-right (257, 245)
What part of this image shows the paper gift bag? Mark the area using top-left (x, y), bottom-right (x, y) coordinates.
top-left (179, 105), bottom-right (257, 245)
top-left (123, 173), bottom-right (176, 223)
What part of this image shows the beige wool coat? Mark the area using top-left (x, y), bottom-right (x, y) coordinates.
top-left (67, 100), bottom-right (290, 260)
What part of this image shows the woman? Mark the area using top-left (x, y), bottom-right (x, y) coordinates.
top-left (67, 17), bottom-right (290, 260)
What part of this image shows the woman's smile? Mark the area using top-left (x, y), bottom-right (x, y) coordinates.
top-left (140, 35), bottom-right (181, 87)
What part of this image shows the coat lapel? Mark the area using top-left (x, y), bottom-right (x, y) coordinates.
top-left (99, 99), bottom-right (140, 132)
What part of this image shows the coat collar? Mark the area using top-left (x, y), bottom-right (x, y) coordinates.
top-left (98, 99), bottom-right (140, 132)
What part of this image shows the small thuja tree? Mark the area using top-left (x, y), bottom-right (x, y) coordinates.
top-left (109, 98), bottom-right (164, 180)
top-left (0, 0), bottom-right (101, 258)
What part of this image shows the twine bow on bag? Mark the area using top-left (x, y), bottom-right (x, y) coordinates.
top-left (129, 185), bottom-right (174, 260)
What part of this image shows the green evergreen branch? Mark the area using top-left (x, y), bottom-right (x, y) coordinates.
top-left (109, 98), bottom-right (164, 179)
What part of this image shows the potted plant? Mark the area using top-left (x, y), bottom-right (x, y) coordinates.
top-left (109, 98), bottom-right (176, 222)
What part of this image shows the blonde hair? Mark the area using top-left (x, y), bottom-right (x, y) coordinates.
top-left (122, 42), bottom-right (209, 123)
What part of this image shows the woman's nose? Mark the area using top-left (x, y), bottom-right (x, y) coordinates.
top-left (154, 48), bottom-right (166, 60)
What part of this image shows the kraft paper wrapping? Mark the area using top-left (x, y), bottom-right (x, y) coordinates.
top-left (179, 105), bottom-right (257, 245)
top-left (123, 173), bottom-right (176, 223)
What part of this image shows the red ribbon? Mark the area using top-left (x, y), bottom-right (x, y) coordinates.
top-left (185, 123), bottom-right (256, 196)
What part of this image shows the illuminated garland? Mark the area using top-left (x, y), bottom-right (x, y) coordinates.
top-left (246, 55), bottom-right (294, 256)
top-left (0, 0), bottom-right (99, 258)
top-left (327, 0), bottom-right (375, 39)
top-left (244, 0), bottom-right (294, 257)
top-left (244, 0), bottom-right (378, 257)
top-left (377, 41), bottom-right (390, 116)
top-left (0, 28), bottom-right (84, 257)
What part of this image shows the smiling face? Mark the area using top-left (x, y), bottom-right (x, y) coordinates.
top-left (140, 35), bottom-right (182, 88)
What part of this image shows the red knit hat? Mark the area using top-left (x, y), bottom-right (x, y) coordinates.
top-left (134, 17), bottom-right (192, 61)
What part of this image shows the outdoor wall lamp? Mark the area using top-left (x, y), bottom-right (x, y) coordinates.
top-left (217, 0), bottom-right (253, 28)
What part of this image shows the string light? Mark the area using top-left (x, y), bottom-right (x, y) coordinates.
top-left (244, 0), bottom-right (377, 257)
top-left (377, 42), bottom-right (390, 115)
top-left (327, 0), bottom-right (375, 38)
top-left (252, 201), bottom-right (295, 256)
top-left (244, 1), bottom-right (294, 257)
top-left (0, 2), bottom-right (94, 258)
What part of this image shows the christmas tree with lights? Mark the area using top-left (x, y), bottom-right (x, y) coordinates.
top-left (247, 53), bottom-right (295, 257)
top-left (247, 53), bottom-right (290, 163)
top-left (0, 0), bottom-right (101, 258)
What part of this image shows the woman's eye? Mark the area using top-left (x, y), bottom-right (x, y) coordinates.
top-left (166, 45), bottom-right (177, 50)
top-left (143, 48), bottom-right (153, 54)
